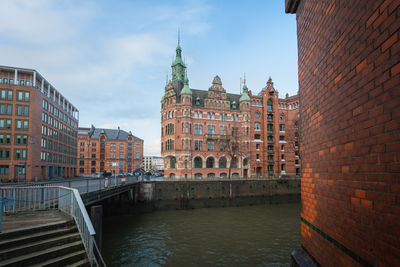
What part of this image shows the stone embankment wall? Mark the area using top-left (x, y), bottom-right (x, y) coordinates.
top-left (137, 179), bottom-right (300, 211)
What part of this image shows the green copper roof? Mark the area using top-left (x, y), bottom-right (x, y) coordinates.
top-left (240, 83), bottom-right (250, 102)
top-left (180, 74), bottom-right (192, 95)
top-left (171, 31), bottom-right (186, 82)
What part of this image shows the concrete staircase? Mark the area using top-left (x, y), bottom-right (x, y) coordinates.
top-left (0, 220), bottom-right (89, 267)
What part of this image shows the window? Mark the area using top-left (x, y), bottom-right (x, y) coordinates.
top-left (279, 124), bottom-right (285, 131)
top-left (43, 100), bottom-right (48, 110)
top-left (254, 134), bottom-right (260, 140)
top-left (279, 135), bottom-right (285, 141)
top-left (220, 125), bottom-right (227, 135)
top-left (170, 157), bottom-right (176, 168)
top-left (256, 154), bottom-right (260, 160)
top-left (281, 145), bottom-right (285, 151)
top-left (194, 124), bottom-right (203, 135)
top-left (256, 144), bottom-right (260, 150)
top-left (281, 154), bottom-right (285, 160)
top-left (232, 127), bottom-right (239, 137)
top-left (280, 115), bottom-right (284, 120)
top-left (0, 134), bottom-right (11, 144)
top-left (194, 140), bottom-right (202, 151)
top-left (194, 156), bottom-right (202, 168)
top-left (254, 122), bottom-right (261, 130)
top-left (0, 165), bottom-right (9, 175)
top-left (15, 149), bottom-right (27, 159)
top-left (0, 104), bottom-right (12, 115)
top-left (281, 164), bottom-right (285, 171)
top-left (218, 157), bottom-right (227, 168)
top-left (267, 99), bottom-right (273, 112)
top-left (207, 141), bottom-right (215, 151)
top-left (206, 157), bottom-right (214, 168)
top-left (0, 149), bottom-right (10, 159)
top-left (254, 112), bottom-right (260, 118)
top-left (207, 125), bottom-right (215, 134)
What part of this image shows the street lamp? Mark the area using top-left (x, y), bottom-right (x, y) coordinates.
top-left (24, 136), bottom-right (34, 184)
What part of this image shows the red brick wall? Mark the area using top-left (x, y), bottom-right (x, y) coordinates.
top-left (291, 0), bottom-right (400, 266)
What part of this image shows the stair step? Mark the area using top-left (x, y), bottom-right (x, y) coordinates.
top-left (0, 232), bottom-right (81, 261)
top-left (0, 240), bottom-right (84, 267)
top-left (0, 225), bottom-right (78, 250)
top-left (0, 220), bottom-right (74, 240)
top-left (66, 258), bottom-right (90, 267)
top-left (30, 250), bottom-right (88, 267)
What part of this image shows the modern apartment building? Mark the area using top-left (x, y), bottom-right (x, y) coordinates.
top-left (78, 126), bottom-right (144, 175)
top-left (143, 156), bottom-right (164, 171)
top-left (0, 66), bottom-right (79, 182)
top-left (161, 41), bottom-right (300, 179)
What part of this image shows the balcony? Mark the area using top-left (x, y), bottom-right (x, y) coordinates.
top-left (267, 140), bottom-right (274, 144)
top-left (267, 118), bottom-right (273, 122)
top-left (267, 130), bottom-right (273, 135)
top-left (267, 150), bottom-right (274, 154)
top-left (268, 159), bottom-right (274, 164)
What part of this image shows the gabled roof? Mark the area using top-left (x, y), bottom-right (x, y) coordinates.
top-left (78, 127), bottom-right (143, 141)
top-left (190, 89), bottom-right (241, 110)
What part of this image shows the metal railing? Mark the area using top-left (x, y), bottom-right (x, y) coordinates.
top-left (0, 186), bottom-right (106, 267)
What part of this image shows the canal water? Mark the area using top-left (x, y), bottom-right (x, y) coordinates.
top-left (103, 203), bottom-right (300, 266)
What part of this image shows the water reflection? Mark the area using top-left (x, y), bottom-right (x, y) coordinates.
top-left (103, 203), bottom-right (300, 266)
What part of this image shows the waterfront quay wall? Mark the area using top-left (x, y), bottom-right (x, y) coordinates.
top-left (99, 179), bottom-right (300, 215)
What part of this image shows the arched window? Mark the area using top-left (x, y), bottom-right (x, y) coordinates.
top-left (206, 157), bottom-right (214, 168)
top-left (194, 156), bottom-right (202, 168)
top-left (212, 113), bottom-right (215, 120)
top-left (207, 113), bottom-right (211, 119)
top-left (243, 158), bottom-right (249, 166)
top-left (231, 157), bottom-right (238, 168)
top-left (267, 99), bottom-right (273, 112)
top-left (224, 114), bottom-right (227, 121)
top-left (186, 96), bottom-right (188, 103)
top-left (254, 122), bottom-right (261, 130)
top-left (219, 157), bottom-right (227, 168)
top-left (170, 157), bottom-right (176, 168)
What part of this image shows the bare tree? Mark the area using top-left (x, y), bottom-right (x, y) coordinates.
top-left (217, 126), bottom-right (249, 179)
top-left (284, 119), bottom-right (302, 176)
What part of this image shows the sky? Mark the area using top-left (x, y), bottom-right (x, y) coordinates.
top-left (0, 0), bottom-right (298, 156)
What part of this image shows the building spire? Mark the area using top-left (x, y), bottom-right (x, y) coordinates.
top-left (171, 29), bottom-right (186, 83)
top-left (178, 28), bottom-right (180, 46)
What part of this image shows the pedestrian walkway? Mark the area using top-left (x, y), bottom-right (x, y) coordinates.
top-left (1, 210), bottom-right (71, 233)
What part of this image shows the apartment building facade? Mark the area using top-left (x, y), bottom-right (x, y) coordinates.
top-left (143, 156), bottom-right (164, 171)
top-left (78, 126), bottom-right (144, 175)
top-left (161, 41), bottom-right (300, 179)
top-left (0, 66), bottom-right (79, 182)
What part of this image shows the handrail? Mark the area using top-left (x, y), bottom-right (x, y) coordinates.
top-left (0, 186), bottom-right (106, 267)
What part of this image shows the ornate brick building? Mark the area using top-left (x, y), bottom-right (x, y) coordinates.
top-left (0, 66), bottom-right (79, 182)
top-left (287, 0), bottom-right (400, 266)
top-left (161, 40), bottom-right (300, 179)
top-left (78, 126), bottom-right (143, 175)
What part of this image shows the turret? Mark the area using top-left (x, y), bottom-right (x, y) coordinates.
top-left (180, 72), bottom-right (192, 105)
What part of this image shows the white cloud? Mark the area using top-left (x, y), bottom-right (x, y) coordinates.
top-left (0, 0), bottom-right (212, 156)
